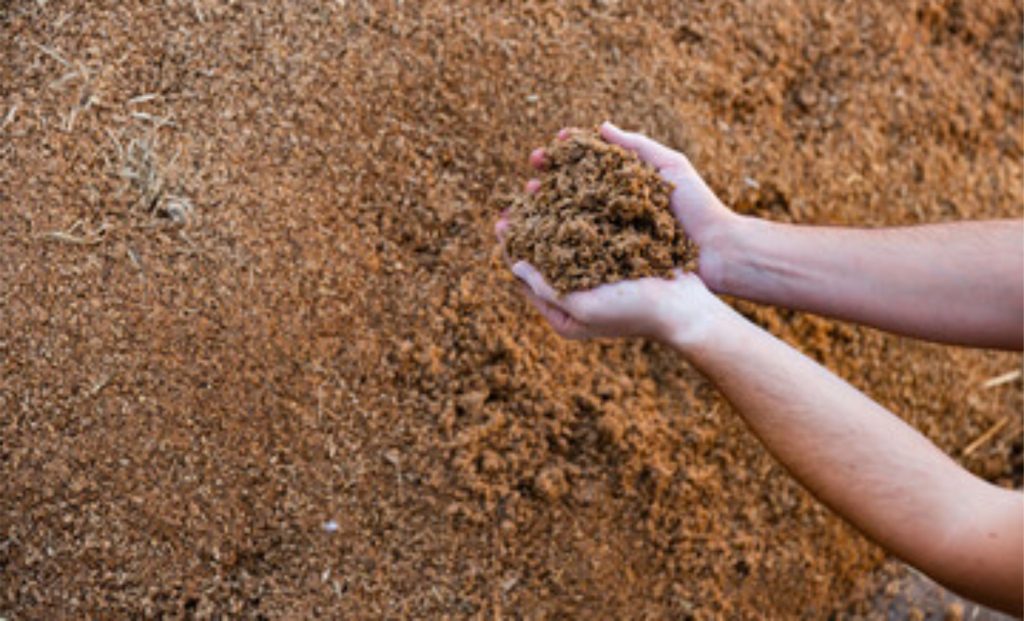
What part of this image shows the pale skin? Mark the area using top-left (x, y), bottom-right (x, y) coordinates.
top-left (496, 122), bottom-right (1024, 615)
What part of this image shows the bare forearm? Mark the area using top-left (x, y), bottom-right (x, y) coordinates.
top-left (705, 219), bottom-right (1024, 349)
top-left (665, 300), bottom-right (1023, 613)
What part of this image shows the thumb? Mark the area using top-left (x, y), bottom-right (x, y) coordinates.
top-left (600, 121), bottom-right (687, 171)
top-left (511, 261), bottom-right (561, 307)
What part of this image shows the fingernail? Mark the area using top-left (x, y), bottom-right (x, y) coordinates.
top-left (511, 262), bottom-right (534, 287)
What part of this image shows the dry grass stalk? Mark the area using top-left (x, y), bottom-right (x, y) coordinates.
top-left (1, 105), bottom-right (17, 130)
top-left (108, 119), bottom-right (192, 227)
top-left (962, 417), bottom-right (1011, 457)
top-left (36, 220), bottom-right (110, 245)
top-left (982, 369), bottom-right (1022, 389)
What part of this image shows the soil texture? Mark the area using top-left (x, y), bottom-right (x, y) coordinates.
top-left (503, 129), bottom-right (697, 293)
top-left (2, 1), bottom-right (1021, 618)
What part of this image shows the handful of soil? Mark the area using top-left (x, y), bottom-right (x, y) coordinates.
top-left (502, 129), bottom-right (698, 294)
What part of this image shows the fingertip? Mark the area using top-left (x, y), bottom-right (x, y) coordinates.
top-left (600, 120), bottom-right (623, 141)
top-left (494, 217), bottom-right (509, 240)
top-left (511, 260), bottom-right (529, 281)
top-left (511, 261), bottom-right (560, 303)
top-left (528, 147), bottom-right (547, 170)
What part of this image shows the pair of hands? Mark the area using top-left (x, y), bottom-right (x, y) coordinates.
top-left (495, 121), bottom-right (739, 345)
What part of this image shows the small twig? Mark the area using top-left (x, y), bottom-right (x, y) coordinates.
top-left (1, 105), bottom-right (17, 130)
top-left (33, 42), bottom-right (73, 68)
top-left (39, 231), bottom-right (102, 245)
top-left (130, 111), bottom-right (177, 128)
top-left (963, 417), bottom-right (1010, 457)
top-left (127, 93), bottom-right (160, 105)
top-left (38, 231), bottom-right (104, 245)
top-left (48, 69), bottom-right (82, 90)
top-left (126, 246), bottom-right (144, 271)
top-left (982, 369), bottom-right (1022, 389)
top-left (36, 221), bottom-right (110, 245)
top-left (63, 106), bottom-right (79, 132)
top-left (53, 11), bottom-right (72, 29)
top-left (88, 373), bottom-right (112, 397)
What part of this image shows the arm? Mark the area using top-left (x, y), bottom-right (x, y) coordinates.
top-left (593, 122), bottom-right (1024, 350)
top-left (706, 218), bottom-right (1024, 350)
top-left (508, 264), bottom-right (1024, 615)
top-left (669, 282), bottom-right (1024, 615)
top-left (499, 124), bottom-right (1024, 613)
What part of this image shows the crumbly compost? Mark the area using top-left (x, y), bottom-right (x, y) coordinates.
top-left (2, 1), bottom-right (1021, 619)
top-left (503, 129), bottom-right (698, 293)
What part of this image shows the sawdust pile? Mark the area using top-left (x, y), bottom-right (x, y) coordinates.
top-left (503, 129), bottom-right (697, 293)
top-left (2, 1), bottom-right (1021, 618)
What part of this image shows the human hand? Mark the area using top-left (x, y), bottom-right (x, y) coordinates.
top-left (506, 260), bottom-right (719, 346)
top-left (495, 123), bottom-right (727, 344)
top-left (596, 121), bottom-right (740, 289)
top-left (497, 122), bottom-right (740, 292)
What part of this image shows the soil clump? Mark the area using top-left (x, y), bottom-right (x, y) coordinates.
top-left (503, 129), bottom-right (697, 293)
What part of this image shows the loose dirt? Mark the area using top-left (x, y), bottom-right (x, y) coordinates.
top-left (2, 1), bottom-right (1021, 619)
top-left (503, 129), bottom-right (697, 293)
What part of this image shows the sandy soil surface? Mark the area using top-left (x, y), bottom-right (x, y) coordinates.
top-left (2, 1), bottom-right (1021, 618)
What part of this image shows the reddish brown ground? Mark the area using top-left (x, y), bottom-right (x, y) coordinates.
top-left (1, 1), bottom-right (1021, 618)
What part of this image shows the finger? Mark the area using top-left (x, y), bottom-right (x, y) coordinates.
top-left (600, 121), bottom-right (686, 171)
top-left (525, 289), bottom-right (589, 340)
top-left (494, 216), bottom-right (509, 241)
top-left (524, 178), bottom-right (540, 194)
top-left (529, 148), bottom-right (548, 170)
top-left (561, 289), bottom-right (599, 323)
top-left (494, 205), bottom-right (510, 241)
top-left (562, 279), bottom-right (633, 322)
top-left (530, 128), bottom-right (577, 170)
top-left (511, 261), bottom-right (560, 306)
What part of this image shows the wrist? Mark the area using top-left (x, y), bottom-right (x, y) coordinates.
top-left (697, 214), bottom-right (767, 296)
top-left (655, 274), bottom-right (740, 353)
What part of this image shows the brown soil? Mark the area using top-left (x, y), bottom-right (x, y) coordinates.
top-left (2, 1), bottom-right (1021, 619)
top-left (502, 129), bottom-right (697, 293)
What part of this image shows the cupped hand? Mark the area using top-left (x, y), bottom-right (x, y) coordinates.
top-left (495, 122), bottom-right (740, 289)
top-left (495, 121), bottom-right (734, 344)
top-left (509, 261), bottom-right (714, 344)
top-left (598, 122), bottom-right (737, 265)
